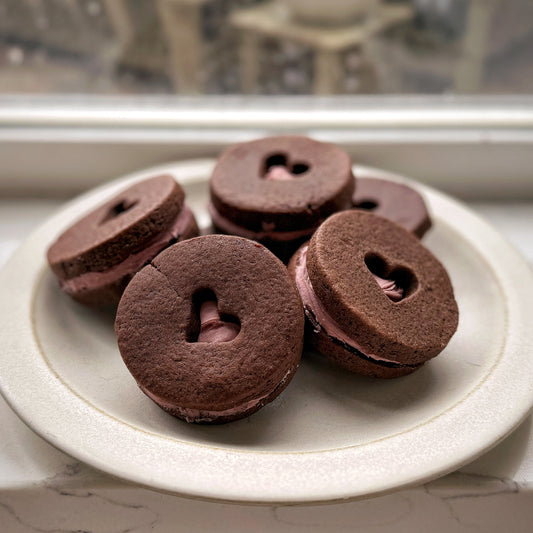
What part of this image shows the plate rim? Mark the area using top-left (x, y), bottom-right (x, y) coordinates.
top-left (1, 160), bottom-right (533, 504)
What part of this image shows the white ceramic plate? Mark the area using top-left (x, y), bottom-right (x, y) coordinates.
top-left (1, 160), bottom-right (533, 504)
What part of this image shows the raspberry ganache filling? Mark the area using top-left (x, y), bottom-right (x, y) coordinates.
top-left (264, 165), bottom-right (295, 181)
top-left (139, 367), bottom-right (293, 424)
top-left (60, 205), bottom-right (195, 294)
top-left (208, 202), bottom-right (318, 242)
top-left (294, 246), bottom-right (416, 369)
top-left (197, 300), bottom-right (240, 343)
top-left (373, 274), bottom-right (404, 302)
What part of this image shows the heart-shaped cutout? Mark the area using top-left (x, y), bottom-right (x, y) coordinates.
top-left (262, 152), bottom-right (310, 181)
top-left (354, 198), bottom-right (378, 211)
top-left (100, 198), bottom-right (138, 224)
top-left (364, 252), bottom-right (418, 302)
top-left (188, 289), bottom-right (240, 343)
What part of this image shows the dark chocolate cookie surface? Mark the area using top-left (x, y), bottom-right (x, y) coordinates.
top-left (291, 210), bottom-right (458, 376)
top-left (352, 177), bottom-right (431, 238)
top-left (209, 136), bottom-right (354, 235)
top-left (115, 235), bottom-right (305, 423)
top-left (48, 175), bottom-right (183, 277)
top-left (307, 211), bottom-right (457, 365)
top-left (47, 175), bottom-right (198, 305)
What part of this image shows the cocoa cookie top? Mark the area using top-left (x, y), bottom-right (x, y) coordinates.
top-left (115, 235), bottom-right (304, 418)
top-left (306, 210), bottom-right (458, 366)
top-left (48, 175), bottom-right (184, 279)
top-left (352, 177), bottom-right (431, 238)
top-left (210, 136), bottom-right (354, 232)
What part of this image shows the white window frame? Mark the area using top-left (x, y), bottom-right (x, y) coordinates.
top-left (1, 95), bottom-right (532, 199)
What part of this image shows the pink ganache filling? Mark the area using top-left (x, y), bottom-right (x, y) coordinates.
top-left (264, 165), bottom-right (295, 181)
top-left (208, 202), bottom-right (317, 242)
top-left (60, 204), bottom-right (195, 293)
top-left (139, 367), bottom-right (293, 423)
top-left (197, 301), bottom-right (240, 343)
top-left (294, 246), bottom-right (410, 367)
top-left (373, 275), bottom-right (404, 302)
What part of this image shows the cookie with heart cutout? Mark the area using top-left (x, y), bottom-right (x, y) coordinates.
top-left (115, 235), bottom-right (305, 423)
top-left (209, 136), bottom-right (354, 262)
top-left (288, 210), bottom-right (458, 378)
top-left (352, 177), bottom-right (432, 238)
top-left (47, 175), bottom-right (199, 306)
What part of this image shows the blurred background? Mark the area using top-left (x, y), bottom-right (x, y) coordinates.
top-left (0, 0), bottom-right (532, 201)
top-left (1, 0), bottom-right (532, 96)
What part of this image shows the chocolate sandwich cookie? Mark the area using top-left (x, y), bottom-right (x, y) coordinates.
top-left (209, 136), bottom-right (354, 261)
top-left (353, 177), bottom-right (432, 238)
top-left (289, 210), bottom-right (458, 378)
top-left (115, 235), bottom-right (305, 424)
top-left (47, 175), bottom-right (199, 306)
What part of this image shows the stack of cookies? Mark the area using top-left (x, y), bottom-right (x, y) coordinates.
top-left (47, 136), bottom-right (458, 424)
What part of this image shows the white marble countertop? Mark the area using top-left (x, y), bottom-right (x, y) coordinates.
top-left (1, 199), bottom-right (533, 532)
